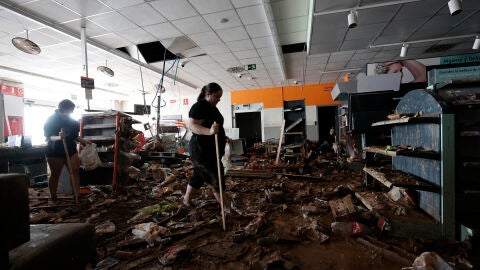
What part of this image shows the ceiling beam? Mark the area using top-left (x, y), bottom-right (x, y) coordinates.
top-left (0, 65), bottom-right (128, 96)
top-left (0, 0), bottom-right (199, 89)
top-left (262, 0), bottom-right (287, 84)
top-left (370, 33), bottom-right (477, 48)
top-left (313, 0), bottom-right (421, 16)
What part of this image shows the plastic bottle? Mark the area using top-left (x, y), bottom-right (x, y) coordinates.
top-left (331, 221), bottom-right (371, 237)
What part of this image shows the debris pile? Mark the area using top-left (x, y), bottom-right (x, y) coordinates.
top-left (27, 153), bottom-right (477, 269)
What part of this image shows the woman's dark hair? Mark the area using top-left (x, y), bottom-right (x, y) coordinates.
top-left (58, 99), bottom-right (76, 112)
top-left (197, 82), bottom-right (222, 101)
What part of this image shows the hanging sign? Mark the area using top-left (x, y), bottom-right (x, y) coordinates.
top-left (80, 76), bottom-right (95, 89)
top-left (170, 99), bottom-right (176, 104)
top-left (183, 98), bottom-right (188, 105)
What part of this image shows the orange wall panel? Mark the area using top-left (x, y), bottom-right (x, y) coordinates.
top-left (232, 83), bottom-right (338, 108)
top-left (230, 87), bottom-right (283, 108)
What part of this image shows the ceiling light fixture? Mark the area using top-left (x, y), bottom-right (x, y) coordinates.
top-left (473, 35), bottom-right (480, 50)
top-left (400, 43), bottom-right (409, 57)
top-left (347, 10), bottom-right (358, 28)
top-left (370, 33), bottom-right (477, 48)
top-left (448, 0), bottom-right (462, 16)
top-left (97, 60), bottom-right (114, 77)
top-left (12, 30), bottom-right (41, 55)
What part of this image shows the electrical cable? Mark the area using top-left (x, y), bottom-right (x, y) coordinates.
top-left (151, 55), bottom-right (179, 109)
top-left (137, 49), bottom-right (148, 114)
top-left (173, 58), bottom-right (179, 86)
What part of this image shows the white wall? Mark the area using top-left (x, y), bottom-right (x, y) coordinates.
top-left (305, 105), bottom-right (319, 141)
top-left (263, 108), bottom-right (283, 140)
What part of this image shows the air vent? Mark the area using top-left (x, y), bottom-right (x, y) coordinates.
top-left (226, 66), bottom-right (245, 73)
top-left (423, 43), bottom-right (457, 53)
top-left (282, 42), bottom-right (306, 54)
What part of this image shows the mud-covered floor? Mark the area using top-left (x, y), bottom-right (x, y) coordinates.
top-left (28, 155), bottom-right (477, 269)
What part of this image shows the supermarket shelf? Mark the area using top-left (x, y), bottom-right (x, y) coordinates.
top-left (363, 167), bottom-right (440, 192)
top-left (83, 135), bottom-right (115, 141)
top-left (461, 131), bottom-right (480, 137)
top-left (372, 114), bottom-right (440, 127)
top-left (364, 146), bottom-right (440, 160)
top-left (82, 123), bottom-right (116, 129)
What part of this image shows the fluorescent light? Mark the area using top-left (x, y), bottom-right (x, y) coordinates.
top-left (400, 43), bottom-right (408, 57)
top-left (448, 0), bottom-right (462, 16)
top-left (473, 35), bottom-right (480, 50)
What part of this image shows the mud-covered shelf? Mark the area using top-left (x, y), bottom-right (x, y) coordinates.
top-left (363, 166), bottom-right (440, 193)
top-left (82, 135), bottom-right (116, 141)
top-left (371, 114), bottom-right (440, 127)
top-left (355, 191), bottom-right (441, 239)
top-left (82, 123), bottom-right (117, 129)
top-left (460, 130), bottom-right (480, 137)
top-left (363, 146), bottom-right (440, 160)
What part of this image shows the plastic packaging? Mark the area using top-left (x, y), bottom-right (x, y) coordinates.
top-left (245, 215), bottom-right (265, 236)
top-left (412, 252), bottom-right (453, 270)
top-left (132, 222), bottom-right (168, 247)
top-left (331, 221), bottom-right (371, 237)
top-left (79, 143), bottom-right (103, 171)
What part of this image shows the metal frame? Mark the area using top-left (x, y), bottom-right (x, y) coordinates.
top-left (441, 114), bottom-right (456, 240)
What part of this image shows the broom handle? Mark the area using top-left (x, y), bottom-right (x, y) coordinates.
top-left (215, 133), bottom-right (226, 231)
top-left (61, 128), bottom-right (79, 204)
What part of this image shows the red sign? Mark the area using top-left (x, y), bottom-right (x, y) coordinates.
top-left (183, 98), bottom-right (188, 105)
top-left (3, 115), bottom-right (23, 137)
top-left (1, 84), bottom-right (24, 97)
top-left (170, 99), bottom-right (176, 104)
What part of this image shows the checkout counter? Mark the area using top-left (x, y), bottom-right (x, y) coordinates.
top-left (0, 146), bottom-right (47, 185)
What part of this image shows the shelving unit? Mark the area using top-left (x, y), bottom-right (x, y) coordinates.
top-left (283, 100), bottom-right (306, 162)
top-left (79, 111), bottom-right (140, 186)
top-left (435, 79), bottom-right (480, 239)
top-left (363, 89), bottom-right (455, 240)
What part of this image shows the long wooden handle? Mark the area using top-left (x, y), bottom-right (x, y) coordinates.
top-left (61, 129), bottom-right (79, 204)
top-left (215, 134), bottom-right (226, 231)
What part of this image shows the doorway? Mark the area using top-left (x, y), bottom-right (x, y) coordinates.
top-left (317, 106), bottom-right (337, 143)
top-left (235, 111), bottom-right (262, 148)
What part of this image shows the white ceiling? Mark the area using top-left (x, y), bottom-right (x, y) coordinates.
top-left (0, 0), bottom-right (478, 96)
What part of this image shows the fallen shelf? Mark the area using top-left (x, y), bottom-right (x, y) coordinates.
top-left (355, 191), bottom-right (441, 240)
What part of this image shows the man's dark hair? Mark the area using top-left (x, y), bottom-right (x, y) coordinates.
top-left (58, 99), bottom-right (75, 112)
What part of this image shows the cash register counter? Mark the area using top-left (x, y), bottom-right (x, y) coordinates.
top-left (0, 146), bottom-right (47, 176)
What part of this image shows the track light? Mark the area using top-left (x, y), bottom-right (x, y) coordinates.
top-left (400, 43), bottom-right (409, 57)
top-left (473, 35), bottom-right (480, 50)
top-left (347, 10), bottom-right (358, 28)
top-left (448, 0), bottom-right (462, 16)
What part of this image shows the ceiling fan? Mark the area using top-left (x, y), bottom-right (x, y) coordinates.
top-left (12, 30), bottom-right (40, 55)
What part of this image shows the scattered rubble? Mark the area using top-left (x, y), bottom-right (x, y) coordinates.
top-left (26, 151), bottom-right (478, 269)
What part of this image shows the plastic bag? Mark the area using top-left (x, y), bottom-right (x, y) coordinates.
top-left (132, 222), bottom-right (168, 247)
top-left (79, 143), bottom-right (103, 171)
